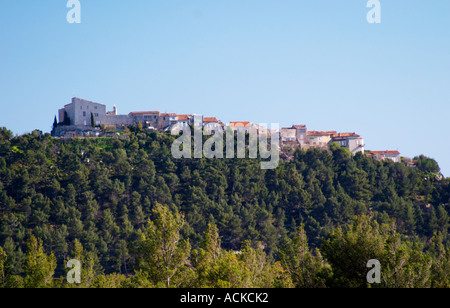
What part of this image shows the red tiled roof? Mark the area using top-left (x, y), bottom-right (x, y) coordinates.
top-left (204, 117), bottom-right (219, 123)
top-left (331, 132), bottom-right (360, 138)
top-left (130, 111), bottom-right (160, 115)
top-left (307, 131), bottom-right (337, 136)
top-left (371, 151), bottom-right (401, 155)
top-left (160, 113), bottom-right (177, 117)
top-left (229, 121), bottom-right (251, 127)
top-left (177, 115), bottom-right (190, 121)
top-left (292, 125), bottom-right (307, 130)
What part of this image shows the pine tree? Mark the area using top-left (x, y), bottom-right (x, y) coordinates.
top-left (321, 216), bottom-right (386, 288)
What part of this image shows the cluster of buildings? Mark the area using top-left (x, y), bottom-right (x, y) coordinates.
top-left (280, 125), bottom-right (365, 155)
top-left (52, 97), bottom-right (402, 163)
top-left (279, 125), bottom-right (403, 163)
top-left (53, 97), bottom-right (225, 137)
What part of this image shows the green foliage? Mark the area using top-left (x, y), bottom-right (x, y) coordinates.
top-left (53, 116), bottom-right (58, 130)
top-left (0, 247), bottom-right (7, 287)
top-left (414, 155), bottom-right (440, 174)
top-left (322, 215), bottom-right (434, 288)
top-left (0, 126), bottom-right (448, 288)
top-left (23, 235), bottom-right (57, 288)
top-left (133, 204), bottom-right (191, 287)
top-left (279, 226), bottom-right (330, 288)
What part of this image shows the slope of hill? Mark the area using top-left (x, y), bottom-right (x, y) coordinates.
top-left (0, 127), bottom-right (449, 288)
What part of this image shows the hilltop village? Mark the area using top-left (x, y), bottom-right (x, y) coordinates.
top-left (52, 97), bottom-right (405, 164)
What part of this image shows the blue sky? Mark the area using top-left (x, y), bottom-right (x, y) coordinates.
top-left (0, 1), bottom-right (449, 176)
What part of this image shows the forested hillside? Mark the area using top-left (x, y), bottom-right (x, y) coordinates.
top-left (0, 126), bottom-right (449, 288)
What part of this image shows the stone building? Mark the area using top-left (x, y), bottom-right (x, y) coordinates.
top-left (54, 98), bottom-right (371, 158)
top-left (129, 111), bottom-right (160, 128)
top-left (58, 97), bottom-right (135, 127)
top-left (280, 128), bottom-right (297, 142)
top-left (305, 131), bottom-right (337, 149)
top-left (281, 125), bottom-right (308, 145)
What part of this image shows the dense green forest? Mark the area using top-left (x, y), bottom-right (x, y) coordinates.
top-left (0, 126), bottom-right (449, 288)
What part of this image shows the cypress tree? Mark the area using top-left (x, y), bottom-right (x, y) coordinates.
top-left (53, 116), bottom-right (58, 130)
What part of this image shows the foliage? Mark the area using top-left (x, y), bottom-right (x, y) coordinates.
top-left (0, 126), bottom-right (448, 288)
top-left (23, 235), bottom-right (57, 288)
top-left (132, 204), bottom-right (191, 287)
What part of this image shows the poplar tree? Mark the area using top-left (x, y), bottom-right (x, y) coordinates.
top-left (279, 226), bottom-right (329, 288)
top-left (0, 247), bottom-right (7, 287)
top-left (134, 204), bottom-right (191, 287)
top-left (24, 236), bottom-right (57, 288)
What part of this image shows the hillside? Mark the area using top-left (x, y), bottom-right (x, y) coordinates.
top-left (0, 126), bottom-right (449, 288)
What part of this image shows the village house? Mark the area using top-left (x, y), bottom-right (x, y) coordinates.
top-left (158, 113), bottom-right (177, 130)
top-left (129, 111), bottom-right (160, 129)
top-left (54, 97), bottom-right (392, 162)
top-left (175, 114), bottom-right (192, 127)
top-left (203, 117), bottom-right (223, 133)
top-left (280, 127), bottom-right (297, 143)
top-left (280, 125), bottom-right (307, 144)
top-left (292, 125), bottom-right (307, 144)
top-left (331, 132), bottom-right (365, 154)
top-left (229, 122), bottom-right (252, 134)
top-left (368, 151), bottom-right (401, 163)
top-left (304, 131), bottom-right (337, 149)
top-left (279, 125), bottom-right (365, 155)
top-left (401, 157), bottom-right (418, 169)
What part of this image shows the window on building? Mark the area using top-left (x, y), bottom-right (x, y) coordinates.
top-left (83, 112), bottom-right (86, 117)
top-left (95, 113), bottom-right (99, 117)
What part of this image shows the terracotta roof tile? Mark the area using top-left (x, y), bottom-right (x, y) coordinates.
top-left (204, 117), bottom-right (219, 123)
top-left (307, 131), bottom-right (337, 136)
top-left (229, 121), bottom-right (251, 127)
top-left (177, 115), bottom-right (190, 121)
top-left (331, 132), bottom-right (360, 138)
top-left (130, 111), bottom-right (160, 115)
top-left (371, 151), bottom-right (400, 155)
top-left (292, 125), bottom-right (307, 130)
